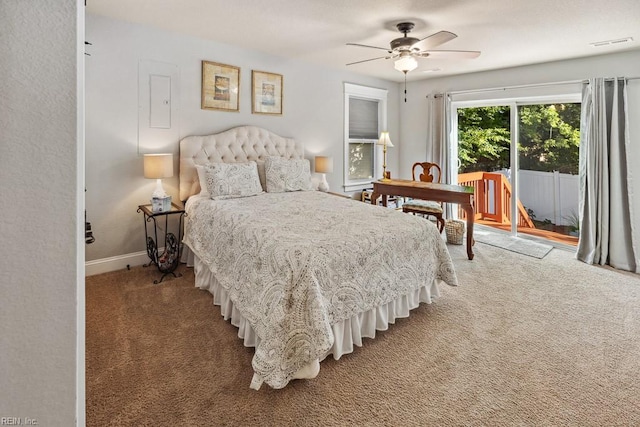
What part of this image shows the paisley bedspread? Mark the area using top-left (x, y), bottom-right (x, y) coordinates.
top-left (184, 191), bottom-right (457, 389)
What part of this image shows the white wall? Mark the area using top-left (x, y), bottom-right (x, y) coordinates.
top-left (85, 14), bottom-right (400, 263)
top-left (0, 1), bottom-right (83, 425)
top-left (398, 49), bottom-right (640, 180)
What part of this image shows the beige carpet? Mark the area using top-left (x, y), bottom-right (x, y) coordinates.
top-left (86, 242), bottom-right (640, 427)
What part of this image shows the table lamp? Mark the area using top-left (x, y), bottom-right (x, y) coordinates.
top-left (144, 153), bottom-right (173, 211)
top-left (315, 156), bottom-right (333, 192)
top-left (377, 131), bottom-right (394, 181)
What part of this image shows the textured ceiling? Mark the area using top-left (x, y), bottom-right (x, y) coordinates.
top-left (86, 0), bottom-right (640, 82)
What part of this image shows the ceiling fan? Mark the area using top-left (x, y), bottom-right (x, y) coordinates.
top-left (346, 22), bottom-right (480, 74)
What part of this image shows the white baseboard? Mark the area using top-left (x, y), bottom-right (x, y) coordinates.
top-left (85, 250), bottom-right (151, 276)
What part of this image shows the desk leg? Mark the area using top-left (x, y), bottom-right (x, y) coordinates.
top-left (462, 203), bottom-right (475, 260)
top-left (370, 192), bottom-right (379, 205)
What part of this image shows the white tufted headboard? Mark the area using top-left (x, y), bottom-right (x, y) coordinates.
top-left (179, 126), bottom-right (305, 201)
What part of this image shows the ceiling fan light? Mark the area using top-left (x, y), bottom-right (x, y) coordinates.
top-left (394, 56), bottom-right (418, 73)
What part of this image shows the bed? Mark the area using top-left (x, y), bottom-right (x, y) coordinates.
top-left (180, 126), bottom-right (458, 390)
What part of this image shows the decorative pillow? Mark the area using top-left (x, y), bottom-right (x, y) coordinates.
top-left (195, 165), bottom-right (210, 197)
top-left (203, 161), bottom-right (263, 200)
top-left (256, 160), bottom-right (267, 191)
top-left (264, 157), bottom-right (313, 193)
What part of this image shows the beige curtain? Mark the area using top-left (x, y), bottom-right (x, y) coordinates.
top-left (426, 94), bottom-right (452, 182)
top-left (577, 77), bottom-right (638, 272)
top-left (427, 93), bottom-right (454, 217)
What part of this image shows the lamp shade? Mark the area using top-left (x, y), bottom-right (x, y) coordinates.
top-left (394, 56), bottom-right (418, 73)
top-left (143, 153), bottom-right (174, 179)
top-left (315, 156), bottom-right (333, 174)
top-left (377, 131), bottom-right (394, 148)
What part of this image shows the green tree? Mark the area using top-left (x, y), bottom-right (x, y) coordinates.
top-left (518, 103), bottom-right (580, 174)
top-left (457, 103), bottom-right (580, 175)
top-left (457, 106), bottom-right (510, 172)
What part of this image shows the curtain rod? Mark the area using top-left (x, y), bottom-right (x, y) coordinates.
top-left (429, 76), bottom-right (640, 98)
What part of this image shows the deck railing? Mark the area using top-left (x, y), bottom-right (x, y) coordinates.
top-left (457, 171), bottom-right (535, 228)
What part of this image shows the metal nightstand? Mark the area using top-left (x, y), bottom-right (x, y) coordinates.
top-left (137, 202), bottom-right (185, 284)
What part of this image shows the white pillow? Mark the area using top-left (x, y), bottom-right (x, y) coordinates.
top-left (203, 162), bottom-right (264, 200)
top-left (256, 160), bottom-right (267, 192)
top-left (264, 156), bottom-right (313, 193)
top-left (195, 165), bottom-right (210, 197)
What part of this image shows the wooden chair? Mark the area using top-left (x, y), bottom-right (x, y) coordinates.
top-left (402, 162), bottom-right (445, 233)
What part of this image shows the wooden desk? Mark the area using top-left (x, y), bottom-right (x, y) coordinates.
top-left (371, 179), bottom-right (476, 260)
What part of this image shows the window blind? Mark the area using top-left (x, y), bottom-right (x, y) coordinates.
top-left (349, 98), bottom-right (379, 139)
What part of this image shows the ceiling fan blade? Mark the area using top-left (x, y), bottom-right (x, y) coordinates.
top-left (346, 42), bottom-right (391, 52)
top-left (346, 56), bottom-right (390, 66)
top-left (411, 31), bottom-right (457, 51)
top-left (418, 50), bottom-right (481, 59)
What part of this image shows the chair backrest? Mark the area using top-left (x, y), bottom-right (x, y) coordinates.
top-left (412, 162), bottom-right (442, 183)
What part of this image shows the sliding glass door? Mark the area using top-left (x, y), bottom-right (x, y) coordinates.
top-left (517, 102), bottom-right (581, 243)
top-left (453, 96), bottom-right (580, 245)
top-left (455, 104), bottom-right (512, 233)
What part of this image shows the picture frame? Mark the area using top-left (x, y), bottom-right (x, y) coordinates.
top-left (201, 60), bottom-right (240, 112)
top-left (252, 70), bottom-right (283, 115)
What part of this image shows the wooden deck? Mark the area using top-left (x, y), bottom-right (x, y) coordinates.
top-left (454, 172), bottom-right (578, 247)
top-left (476, 219), bottom-right (578, 246)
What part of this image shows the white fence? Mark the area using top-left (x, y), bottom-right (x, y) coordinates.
top-left (496, 169), bottom-right (579, 226)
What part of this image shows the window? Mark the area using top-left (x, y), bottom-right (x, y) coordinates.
top-left (344, 83), bottom-right (387, 191)
top-left (348, 98), bottom-right (378, 180)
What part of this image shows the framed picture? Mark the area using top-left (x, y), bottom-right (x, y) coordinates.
top-left (252, 70), bottom-right (283, 115)
top-left (201, 60), bottom-right (240, 112)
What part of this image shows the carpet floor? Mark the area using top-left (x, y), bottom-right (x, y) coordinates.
top-left (86, 241), bottom-right (640, 426)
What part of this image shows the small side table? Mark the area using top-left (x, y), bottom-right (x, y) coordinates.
top-left (137, 202), bottom-right (186, 284)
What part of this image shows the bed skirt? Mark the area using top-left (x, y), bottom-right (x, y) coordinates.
top-left (190, 251), bottom-right (442, 389)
